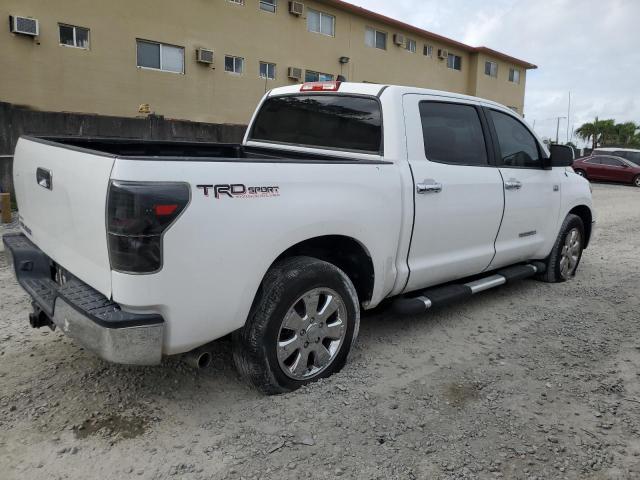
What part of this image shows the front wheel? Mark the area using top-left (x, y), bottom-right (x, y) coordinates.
top-left (574, 169), bottom-right (587, 179)
top-left (233, 256), bottom-right (360, 394)
top-left (633, 175), bottom-right (640, 188)
top-left (538, 214), bottom-right (585, 283)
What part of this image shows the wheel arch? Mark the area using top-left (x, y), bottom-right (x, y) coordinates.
top-left (568, 205), bottom-right (593, 248)
top-left (262, 235), bottom-right (376, 306)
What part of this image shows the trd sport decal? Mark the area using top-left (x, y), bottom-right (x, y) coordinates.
top-left (197, 184), bottom-right (280, 199)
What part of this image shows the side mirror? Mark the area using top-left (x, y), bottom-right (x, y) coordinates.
top-left (548, 144), bottom-right (575, 168)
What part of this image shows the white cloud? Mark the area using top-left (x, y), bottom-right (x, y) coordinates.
top-left (350, 0), bottom-right (640, 145)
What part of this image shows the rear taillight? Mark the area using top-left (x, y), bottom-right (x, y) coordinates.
top-left (107, 181), bottom-right (190, 273)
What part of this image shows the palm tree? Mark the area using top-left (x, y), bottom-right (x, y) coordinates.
top-left (598, 120), bottom-right (617, 146)
top-left (616, 122), bottom-right (639, 145)
top-left (575, 118), bottom-right (620, 149)
top-left (575, 119), bottom-right (599, 150)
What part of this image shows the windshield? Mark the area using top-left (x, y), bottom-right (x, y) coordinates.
top-left (249, 94), bottom-right (382, 154)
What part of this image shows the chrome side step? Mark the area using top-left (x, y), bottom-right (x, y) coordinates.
top-left (393, 263), bottom-right (544, 315)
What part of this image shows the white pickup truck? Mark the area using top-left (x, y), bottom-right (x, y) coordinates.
top-left (4, 81), bottom-right (594, 394)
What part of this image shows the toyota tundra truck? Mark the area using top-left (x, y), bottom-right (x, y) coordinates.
top-left (3, 81), bottom-right (594, 394)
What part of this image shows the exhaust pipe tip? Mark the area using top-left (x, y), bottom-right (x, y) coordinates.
top-left (183, 349), bottom-right (213, 369)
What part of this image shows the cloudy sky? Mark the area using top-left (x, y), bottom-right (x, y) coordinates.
top-left (351, 0), bottom-right (640, 146)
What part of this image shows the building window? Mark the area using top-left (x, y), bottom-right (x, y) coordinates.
top-left (509, 68), bottom-right (521, 84)
top-left (484, 61), bottom-right (498, 78)
top-left (405, 38), bottom-right (417, 53)
top-left (225, 55), bottom-right (244, 74)
top-left (447, 53), bottom-right (462, 71)
top-left (259, 62), bottom-right (276, 79)
top-left (59, 24), bottom-right (89, 49)
top-left (136, 40), bottom-right (184, 73)
top-left (307, 9), bottom-right (335, 36)
top-left (259, 0), bottom-right (276, 13)
top-left (423, 44), bottom-right (433, 57)
top-left (305, 70), bottom-right (334, 82)
top-left (365, 27), bottom-right (387, 50)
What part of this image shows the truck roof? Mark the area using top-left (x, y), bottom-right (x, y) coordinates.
top-left (267, 82), bottom-right (506, 110)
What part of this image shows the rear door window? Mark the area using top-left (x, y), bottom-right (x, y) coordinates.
top-left (418, 102), bottom-right (488, 166)
top-left (249, 95), bottom-right (382, 154)
top-left (601, 157), bottom-right (624, 166)
top-left (489, 110), bottom-right (541, 168)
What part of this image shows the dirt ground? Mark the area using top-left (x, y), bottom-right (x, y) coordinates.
top-left (1, 183), bottom-right (639, 480)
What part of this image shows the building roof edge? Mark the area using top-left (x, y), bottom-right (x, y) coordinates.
top-left (320, 0), bottom-right (538, 69)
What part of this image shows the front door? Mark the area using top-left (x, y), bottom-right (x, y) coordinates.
top-left (402, 95), bottom-right (504, 292)
top-left (486, 108), bottom-right (562, 268)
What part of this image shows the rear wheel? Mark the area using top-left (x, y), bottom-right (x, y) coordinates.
top-left (633, 175), bottom-right (640, 187)
top-left (538, 214), bottom-right (585, 283)
top-left (232, 256), bottom-right (360, 394)
top-left (574, 169), bottom-right (587, 179)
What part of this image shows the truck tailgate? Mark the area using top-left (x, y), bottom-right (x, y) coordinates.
top-left (13, 138), bottom-right (114, 298)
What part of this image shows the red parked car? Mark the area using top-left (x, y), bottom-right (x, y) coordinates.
top-left (573, 154), bottom-right (640, 187)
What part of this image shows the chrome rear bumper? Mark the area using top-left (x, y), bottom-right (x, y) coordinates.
top-left (3, 233), bottom-right (164, 365)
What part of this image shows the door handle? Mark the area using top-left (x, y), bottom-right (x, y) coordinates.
top-left (416, 180), bottom-right (442, 194)
top-left (504, 178), bottom-right (522, 191)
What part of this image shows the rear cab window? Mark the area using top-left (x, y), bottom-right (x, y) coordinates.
top-left (248, 94), bottom-right (383, 154)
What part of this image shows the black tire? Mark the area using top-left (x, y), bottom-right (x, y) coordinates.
top-left (232, 256), bottom-right (360, 395)
top-left (633, 175), bottom-right (640, 188)
top-left (574, 169), bottom-right (587, 179)
top-left (538, 214), bottom-right (585, 283)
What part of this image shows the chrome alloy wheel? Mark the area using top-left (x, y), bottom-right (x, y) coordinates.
top-left (634, 176), bottom-right (640, 187)
top-left (277, 288), bottom-right (347, 380)
top-left (559, 227), bottom-right (582, 279)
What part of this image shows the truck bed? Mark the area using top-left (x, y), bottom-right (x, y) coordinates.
top-left (29, 136), bottom-right (366, 162)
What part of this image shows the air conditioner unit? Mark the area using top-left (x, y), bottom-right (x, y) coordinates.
top-left (9, 16), bottom-right (39, 36)
top-left (289, 1), bottom-right (304, 16)
top-left (288, 67), bottom-right (302, 80)
top-left (437, 48), bottom-right (449, 59)
top-left (393, 34), bottom-right (405, 46)
top-left (196, 48), bottom-right (214, 64)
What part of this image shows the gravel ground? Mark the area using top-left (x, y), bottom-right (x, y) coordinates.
top-left (1, 183), bottom-right (640, 480)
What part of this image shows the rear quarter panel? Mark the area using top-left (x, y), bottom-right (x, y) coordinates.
top-left (110, 159), bottom-right (403, 355)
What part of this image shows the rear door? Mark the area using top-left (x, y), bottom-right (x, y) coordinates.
top-left (402, 95), bottom-right (504, 291)
top-left (12, 138), bottom-right (114, 297)
top-left (486, 109), bottom-right (562, 267)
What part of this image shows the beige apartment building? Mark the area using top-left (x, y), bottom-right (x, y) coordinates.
top-left (0, 0), bottom-right (536, 126)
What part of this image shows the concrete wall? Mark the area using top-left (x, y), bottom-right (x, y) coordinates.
top-left (0, 102), bottom-right (246, 196)
top-left (0, 156), bottom-right (12, 197)
top-left (0, 0), bottom-right (531, 125)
